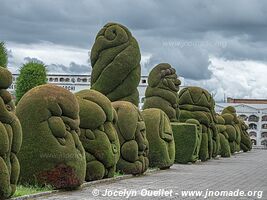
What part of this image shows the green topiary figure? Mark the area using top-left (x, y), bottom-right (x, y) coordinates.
top-left (178, 86), bottom-right (218, 161)
top-left (16, 61), bottom-right (47, 104)
top-left (143, 63), bottom-right (181, 122)
top-left (141, 108), bottom-right (175, 169)
top-left (90, 22), bottom-right (141, 106)
top-left (171, 119), bottom-right (202, 164)
top-left (0, 42), bottom-right (8, 68)
top-left (238, 118), bottom-right (252, 152)
top-left (75, 89), bottom-right (120, 181)
top-left (16, 84), bottom-right (86, 189)
top-left (0, 67), bottom-right (22, 199)
top-left (112, 101), bottom-right (149, 175)
top-left (216, 115), bottom-right (231, 157)
top-left (221, 106), bottom-right (241, 154)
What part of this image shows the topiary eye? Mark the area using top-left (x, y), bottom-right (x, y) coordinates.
top-left (6, 105), bottom-right (12, 111)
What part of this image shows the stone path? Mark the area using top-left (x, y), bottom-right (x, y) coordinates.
top-left (34, 150), bottom-right (267, 200)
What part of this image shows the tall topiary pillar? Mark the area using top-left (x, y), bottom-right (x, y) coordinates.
top-left (112, 101), bottom-right (149, 175)
top-left (0, 67), bottom-right (22, 199)
top-left (90, 22), bottom-right (141, 106)
top-left (75, 89), bottom-right (120, 181)
top-left (141, 108), bottom-right (175, 169)
top-left (16, 84), bottom-right (86, 189)
top-left (216, 115), bottom-right (231, 157)
top-left (143, 63), bottom-right (181, 122)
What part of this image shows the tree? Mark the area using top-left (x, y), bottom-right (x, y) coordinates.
top-left (0, 41), bottom-right (8, 68)
top-left (16, 61), bottom-right (47, 104)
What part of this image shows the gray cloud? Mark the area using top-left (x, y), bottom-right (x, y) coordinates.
top-left (1, 0), bottom-right (267, 81)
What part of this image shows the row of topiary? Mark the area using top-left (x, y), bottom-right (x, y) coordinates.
top-left (0, 22), bottom-right (252, 199)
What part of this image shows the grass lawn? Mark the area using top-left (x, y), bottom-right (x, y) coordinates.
top-left (13, 185), bottom-right (52, 198)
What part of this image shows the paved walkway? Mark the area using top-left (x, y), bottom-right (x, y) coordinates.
top-left (35, 150), bottom-right (267, 200)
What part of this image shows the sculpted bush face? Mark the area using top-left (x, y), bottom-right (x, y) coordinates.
top-left (142, 108), bottom-right (175, 169)
top-left (178, 86), bottom-right (218, 161)
top-left (90, 22), bottom-right (141, 106)
top-left (143, 63), bottom-right (181, 122)
top-left (0, 67), bottom-right (22, 199)
top-left (75, 90), bottom-right (120, 181)
top-left (16, 84), bottom-right (86, 189)
top-left (112, 101), bottom-right (149, 175)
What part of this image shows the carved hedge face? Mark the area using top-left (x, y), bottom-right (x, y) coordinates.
top-left (148, 63), bottom-right (181, 92)
top-left (16, 84), bottom-right (86, 189)
top-left (75, 89), bottom-right (120, 181)
top-left (0, 67), bottom-right (22, 198)
top-left (142, 108), bottom-right (175, 169)
top-left (112, 101), bottom-right (149, 175)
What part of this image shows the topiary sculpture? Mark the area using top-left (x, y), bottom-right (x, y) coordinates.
top-left (141, 108), bottom-right (175, 169)
top-left (0, 67), bottom-right (22, 199)
top-left (216, 115), bottom-right (231, 157)
top-left (112, 101), bottom-right (149, 175)
top-left (90, 22), bottom-right (141, 106)
top-left (143, 63), bottom-right (181, 122)
top-left (171, 119), bottom-right (202, 164)
top-left (178, 86), bottom-right (218, 161)
top-left (75, 89), bottom-right (120, 181)
top-left (16, 84), bottom-right (86, 189)
top-left (238, 118), bottom-right (252, 152)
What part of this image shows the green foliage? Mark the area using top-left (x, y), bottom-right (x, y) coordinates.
top-left (171, 120), bottom-right (202, 164)
top-left (75, 89), bottom-right (120, 182)
top-left (90, 22), bottom-right (141, 106)
top-left (143, 63), bottom-right (181, 121)
top-left (112, 101), bottom-right (149, 175)
top-left (216, 115), bottom-right (231, 157)
top-left (16, 84), bottom-right (86, 189)
top-left (15, 61), bottom-right (47, 104)
top-left (0, 67), bottom-right (22, 199)
top-left (239, 119), bottom-right (252, 152)
top-left (13, 184), bottom-right (52, 198)
top-left (0, 42), bottom-right (8, 68)
top-left (142, 108), bottom-right (175, 169)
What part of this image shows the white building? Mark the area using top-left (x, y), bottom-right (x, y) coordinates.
top-left (216, 102), bottom-right (267, 148)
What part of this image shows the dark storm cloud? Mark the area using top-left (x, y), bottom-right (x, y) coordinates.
top-left (1, 0), bottom-right (267, 79)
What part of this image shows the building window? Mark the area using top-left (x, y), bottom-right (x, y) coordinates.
top-left (249, 131), bottom-right (257, 137)
top-left (239, 114), bottom-right (248, 121)
top-left (249, 123), bottom-right (257, 130)
top-left (261, 139), bottom-right (267, 146)
top-left (49, 78), bottom-right (53, 82)
top-left (54, 78), bottom-right (58, 82)
top-left (248, 115), bottom-right (259, 122)
top-left (65, 78), bottom-right (70, 82)
top-left (262, 115), bottom-right (267, 121)
top-left (77, 78), bottom-right (81, 82)
top-left (261, 132), bottom-right (267, 138)
top-left (71, 78), bottom-right (76, 83)
top-left (251, 139), bottom-right (257, 145)
top-left (141, 79), bottom-right (147, 84)
top-left (262, 124), bottom-right (267, 129)
top-left (82, 78), bottom-right (87, 82)
top-left (60, 78), bottom-right (64, 82)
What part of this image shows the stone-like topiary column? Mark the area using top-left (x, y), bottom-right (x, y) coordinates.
top-left (216, 115), bottom-right (231, 157)
top-left (16, 84), bottom-right (86, 189)
top-left (75, 89), bottom-right (120, 181)
top-left (238, 118), bottom-right (252, 152)
top-left (143, 63), bottom-right (181, 122)
top-left (0, 67), bottom-right (22, 199)
top-left (112, 101), bottom-right (149, 175)
top-left (90, 22), bottom-right (141, 106)
top-left (178, 86), bottom-right (218, 161)
top-left (141, 108), bottom-right (175, 169)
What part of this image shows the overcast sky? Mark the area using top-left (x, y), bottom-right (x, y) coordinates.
top-left (1, 0), bottom-right (267, 101)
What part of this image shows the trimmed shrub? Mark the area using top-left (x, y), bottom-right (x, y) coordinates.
top-left (16, 84), bottom-right (86, 189)
top-left (75, 89), bottom-right (120, 181)
top-left (0, 67), bottom-right (22, 199)
top-left (143, 63), bottom-right (181, 122)
top-left (142, 108), bottom-right (175, 169)
top-left (90, 23), bottom-right (141, 106)
top-left (112, 101), bottom-right (149, 175)
top-left (15, 61), bottom-right (47, 104)
top-left (216, 115), bottom-right (231, 157)
top-left (239, 119), bottom-right (252, 152)
top-left (178, 86), bottom-right (218, 161)
top-left (171, 119), bottom-right (202, 164)
top-left (0, 42), bottom-right (8, 68)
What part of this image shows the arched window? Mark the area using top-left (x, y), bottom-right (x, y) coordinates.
top-left (59, 78), bottom-right (64, 82)
top-left (262, 124), bottom-right (267, 129)
top-left (54, 78), bottom-right (58, 82)
top-left (248, 115), bottom-right (259, 122)
top-left (239, 114), bottom-right (248, 121)
top-left (65, 78), bottom-right (70, 82)
top-left (251, 139), bottom-right (257, 145)
top-left (249, 131), bottom-right (257, 137)
top-left (82, 78), bottom-right (87, 82)
top-left (49, 78), bottom-right (53, 82)
top-left (262, 115), bottom-right (267, 121)
top-left (261, 139), bottom-right (267, 146)
top-left (249, 123), bottom-right (257, 130)
top-left (261, 132), bottom-right (267, 138)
